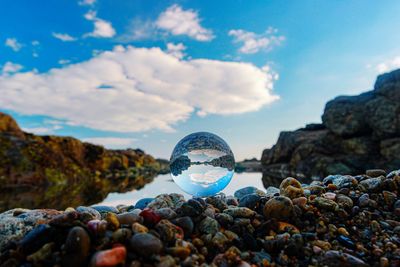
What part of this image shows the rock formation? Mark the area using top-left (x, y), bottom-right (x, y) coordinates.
top-left (0, 112), bottom-right (165, 211)
top-left (261, 69), bottom-right (400, 187)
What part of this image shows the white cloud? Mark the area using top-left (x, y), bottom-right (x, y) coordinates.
top-left (84, 10), bottom-right (116, 38)
top-left (5, 38), bottom-right (22, 52)
top-left (229, 27), bottom-right (285, 54)
top-left (58, 59), bottom-right (71, 65)
top-left (52, 32), bottom-right (77, 42)
top-left (32, 40), bottom-right (40, 46)
top-left (373, 56), bottom-right (400, 74)
top-left (79, 0), bottom-right (96, 5)
top-left (0, 45), bottom-right (279, 132)
top-left (82, 137), bottom-right (136, 148)
top-left (156, 4), bottom-right (214, 41)
top-left (166, 42), bottom-right (186, 59)
top-left (2, 62), bottom-right (23, 74)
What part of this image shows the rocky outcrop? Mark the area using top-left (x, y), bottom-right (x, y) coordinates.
top-left (0, 112), bottom-right (165, 211)
top-left (261, 69), bottom-right (400, 187)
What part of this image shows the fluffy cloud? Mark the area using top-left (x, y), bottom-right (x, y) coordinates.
top-left (229, 27), bottom-right (285, 54)
top-left (5, 38), bottom-right (22, 52)
top-left (156, 4), bottom-right (214, 41)
top-left (84, 10), bottom-right (116, 38)
top-left (372, 57), bottom-right (400, 74)
top-left (52, 32), bottom-right (77, 42)
top-left (166, 43), bottom-right (186, 59)
top-left (82, 137), bottom-right (137, 148)
top-left (0, 46), bottom-right (279, 132)
top-left (2, 62), bottom-right (23, 74)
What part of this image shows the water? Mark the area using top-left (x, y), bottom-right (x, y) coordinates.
top-left (170, 132), bottom-right (235, 197)
top-left (98, 172), bottom-right (263, 207)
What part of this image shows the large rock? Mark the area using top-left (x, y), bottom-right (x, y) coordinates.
top-left (262, 69), bottom-right (400, 186)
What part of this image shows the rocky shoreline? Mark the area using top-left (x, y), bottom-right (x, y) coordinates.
top-left (1, 169), bottom-right (400, 266)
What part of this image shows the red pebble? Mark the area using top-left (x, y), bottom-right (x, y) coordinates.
top-left (91, 246), bottom-right (126, 267)
top-left (140, 208), bottom-right (161, 227)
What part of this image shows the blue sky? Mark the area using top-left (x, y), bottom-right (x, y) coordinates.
top-left (1, 0), bottom-right (400, 160)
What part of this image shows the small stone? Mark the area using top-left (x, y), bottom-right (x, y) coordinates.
top-left (134, 198), bottom-right (155, 210)
top-left (18, 224), bottom-right (55, 255)
top-left (171, 216), bottom-right (193, 237)
top-left (337, 227), bottom-right (349, 236)
top-left (337, 235), bottom-right (355, 249)
top-left (322, 192), bottom-right (336, 200)
top-left (280, 177), bottom-right (305, 199)
top-left (130, 233), bottom-right (163, 257)
top-left (238, 193), bottom-right (261, 209)
top-left (155, 219), bottom-right (184, 242)
top-left (360, 177), bottom-right (382, 192)
top-left (198, 216), bottom-right (220, 235)
top-left (27, 242), bottom-right (54, 264)
top-left (91, 205), bottom-right (119, 214)
top-left (358, 193), bottom-right (370, 207)
top-left (87, 219), bottom-right (107, 236)
top-left (62, 226), bottom-right (91, 266)
top-left (215, 213), bottom-right (234, 227)
top-left (314, 197), bottom-right (338, 211)
top-left (131, 222), bottom-right (148, 234)
top-left (112, 228), bottom-right (132, 243)
top-left (105, 212), bottom-right (120, 230)
top-left (336, 194), bottom-right (353, 210)
top-left (90, 246), bottom-right (126, 267)
top-left (76, 206), bottom-right (101, 222)
top-left (383, 191), bottom-right (397, 206)
top-left (263, 196), bottom-right (294, 221)
top-left (265, 186), bottom-right (280, 197)
top-left (322, 250), bottom-right (368, 267)
top-left (366, 169), bottom-right (386, 177)
top-left (140, 208), bottom-right (161, 227)
top-left (178, 199), bottom-right (205, 217)
top-left (206, 195), bottom-right (228, 211)
top-left (313, 240), bottom-right (331, 250)
top-left (154, 208), bottom-right (177, 220)
top-left (292, 197), bottom-right (307, 207)
top-left (116, 211), bottom-right (143, 225)
top-left (234, 186), bottom-right (265, 199)
top-left (323, 175), bottom-right (358, 189)
top-left (223, 207), bottom-right (255, 218)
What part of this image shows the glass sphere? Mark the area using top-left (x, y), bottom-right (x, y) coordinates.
top-left (170, 132), bottom-right (235, 197)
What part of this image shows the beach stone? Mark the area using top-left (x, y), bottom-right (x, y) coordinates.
top-left (314, 197), bottom-right (338, 211)
top-left (323, 175), bottom-right (358, 189)
top-left (366, 169), bottom-right (386, 177)
top-left (234, 186), bottom-right (265, 199)
top-left (155, 219), bottom-right (184, 242)
top-left (116, 211), bottom-right (143, 225)
top-left (148, 194), bottom-right (185, 210)
top-left (239, 193), bottom-right (261, 209)
top-left (206, 196), bottom-right (228, 211)
top-left (360, 177), bottom-right (382, 192)
top-left (215, 213), bottom-right (234, 227)
top-left (90, 246), bottom-right (126, 267)
top-left (198, 216), bottom-right (219, 235)
top-left (91, 205), bottom-right (119, 214)
top-left (178, 199), bottom-right (205, 217)
top-left (130, 233), bottom-right (163, 257)
top-left (76, 206), bottom-right (101, 222)
top-left (336, 194), bottom-right (353, 209)
top-left (134, 198), bottom-right (155, 210)
top-left (265, 186), bottom-right (280, 197)
top-left (62, 226), bottom-right (91, 266)
top-left (171, 216), bottom-right (193, 237)
top-left (154, 208), bottom-right (177, 220)
top-left (280, 177), bottom-right (305, 199)
top-left (263, 196), bottom-right (294, 221)
top-left (322, 250), bottom-right (368, 267)
top-left (140, 208), bottom-right (161, 227)
top-left (0, 209), bottom-right (61, 251)
top-left (19, 224), bottom-right (55, 255)
top-left (112, 228), bottom-right (132, 243)
top-left (131, 222), bottom-right (148, 234)
top-left (223, 207), bottom-right (255, 218)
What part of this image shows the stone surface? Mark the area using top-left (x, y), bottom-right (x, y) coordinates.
top-left (261, 69), bottom-right (400, 186)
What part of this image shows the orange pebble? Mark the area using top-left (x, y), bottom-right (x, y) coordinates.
top-left (92, 246), bottom-right (126, 267)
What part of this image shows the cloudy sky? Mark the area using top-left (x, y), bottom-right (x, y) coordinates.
top-left (1, 0), bottom-right (400, 160)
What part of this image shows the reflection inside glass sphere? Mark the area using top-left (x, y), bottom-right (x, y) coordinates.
top-left (170, 132), bottom-right (235, 197)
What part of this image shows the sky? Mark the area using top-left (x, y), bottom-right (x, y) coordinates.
top-left (1, 0), bottom-right (400, 161)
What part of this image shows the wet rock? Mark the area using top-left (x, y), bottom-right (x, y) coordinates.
top-left (131, 222), bottom-right (148, 234)
top-left (62, 226), bottom-right (91, 266)
top-left (87, 219), bottom-right (107, 236)
top-left (336, 194), bottom-right (353, 210)
top-left (171, 216), bottom-right (193, 237)
top-left (147, 194), bottom-right (184, 210)
top-left (359, 177), bottom-right (382, 192)
top-left (105, 212), bottom-right (120, 230)
top-left (280, 177), bottom-right (305, 199)
top-left (0, 208), bottom-right (61, 250)
top-left (76, 206), bottom-right (101, 222)
top-left (139, 208), bottom-right (161, 227)
top-left (91, 205), bottom-right (119, 214)
top-left (19, 224), bottom-right (55, 255)
top-left (265, 186), bottom-right (280, 197)
top-left (117, 211), bottom-right (143, 225)
top-left (198, 216), bottom-right (219, 235)
top-left (112, 228), bottom-right (132, 243)
top-left (155, 219), bottom-right (184, 242)
top-left (322, 250), bottom-right (368, 267)
top-left (26, 242), bottom-right (54, 264)
top-left (314, 197), bottom-right (338, 211)
top-left (223, 207), bottom-right (256, 218)
top-left (263, 196), bottom-right (294, 221)
top-left (383, 191), bottom-right (397, 206)
top-left (366, 169), bottom-right (386, 177)
top-left (323, 175), bottom-right (358, 189)
top-left (154, 208), bottom-right (177, 220)
top-left (134, 198), bottom-right (155, 210)
top-left (130, 233), bottom-right (163, 257)
top-left (234, 187), bottom-right (265, 199)
top-left (90, 246), bottom-right (126, 267)
top-left (206, 196), bottom-right (228, 211)
top-left (177, 199), bottom-right (205, 217)
top-left (238, 193), bottom-right (261, 209)
top-left (215, 213), bottom-right (234, 227)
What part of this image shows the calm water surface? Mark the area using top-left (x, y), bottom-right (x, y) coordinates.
top-left (98, 172), bottom-right (263, 206)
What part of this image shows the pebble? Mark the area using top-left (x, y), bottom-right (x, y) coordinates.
top-left (134, 198), bottom-right (155, 210)
top-left (130, 233), bottom-right (163, 257)
top-left (76, 206), bottom-right (101, 222)
top-left (139, 208), bottom-right (161, 227)
top-left (360, 177), bottom-right (382, 192)
top-left (171, 216), bottom-right (193, 237)
top-left (198, 216), bottom-right (219, 235)
top-left (366, 169), bottom-right (386, 177)
top-left (265, 186), bottom-right (280, 197)
top-left (322, 250), bottom-right (368, 267)
top-left (223, 207), bottom-right (255, 218)
top-left (263, 196), bottom-right (294, 220)
top-left (238, 193), bottom-right (261, 209)
top-left (234, 186), bottom-right (265, 199)
top-left (279, 177), bottom-right (305, 199)
top-left (90, 246), bottom-right (126, 267)
top-left (314, 197), bottom-right (338, 211)
top-left (62, 226), bottom-right (91, 266)
top-left (323, 175), bottom-right (358, 189)
top-left (155, 219), bottom-right (184, 242)
top-left (131, 222), bottom-right (148, 234)
top-left (116, 211), bottom-right (143, 225)
top-left (91, 205), bottom-right (119, 214)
